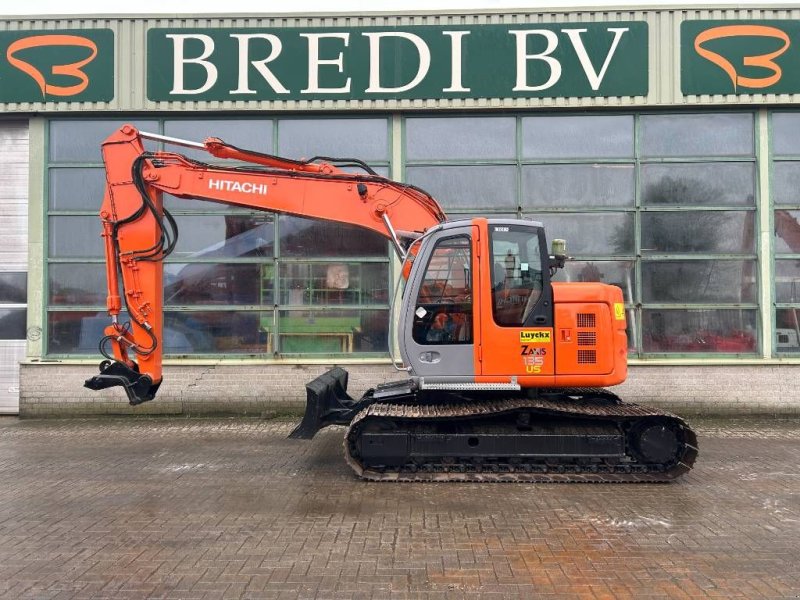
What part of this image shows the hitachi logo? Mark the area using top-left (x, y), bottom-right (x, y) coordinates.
top-left (208, 179), bottom-right (268, 195)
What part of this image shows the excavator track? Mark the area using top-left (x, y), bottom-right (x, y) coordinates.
top-left (343, 392), bottom-right (698, 483)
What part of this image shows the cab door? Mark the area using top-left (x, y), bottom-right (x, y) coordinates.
top-left (400, 225), bottom-right (478, 381)
top-left (478, 221), bottom-right (555, 384)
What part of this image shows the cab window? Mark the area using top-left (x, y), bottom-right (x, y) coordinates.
top-left (412, 236), bottom-right (473, 345)
top-left (490, 226), bottom-right (543, 326)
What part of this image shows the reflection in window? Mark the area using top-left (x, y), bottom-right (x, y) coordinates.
top-left (642, 309), bottom-right (757, 353)
top-left (280, 216), bottom-right (387, 257)
top-left (0, 272), bottom-right (27, 304)
top-left (532, 213), bottom-right (634, 256)
top-left (277, 309), bottom-right (388, 353)
top-left (776, 309), bottom-right (800, 352)
top-left (164, 263), bottom-right (266, 306)
top-left (172, 214), bottom-right (275, 258)
top-left (641, 164), bottom-right (755, 206)
top-left (553, 261), bottom-right (633, 298)
top-left (279, 263), bottom-right (388, 306)
top-left (413, 236), bottom-right (473, 345)
top-left (642, 261), bottom-right (756, 303)
top-left (163, 311), bottom-right (272, 354)
top-left (641, 212), bottom-right (755, 254)
top-left (0, 308), bottom-right (26, 340)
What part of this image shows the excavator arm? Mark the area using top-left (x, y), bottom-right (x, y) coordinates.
top-left (84, 124), bottom-right (446, 404)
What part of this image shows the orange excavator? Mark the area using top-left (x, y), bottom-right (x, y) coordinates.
top-left (85, 124), bottom-right (697, 482)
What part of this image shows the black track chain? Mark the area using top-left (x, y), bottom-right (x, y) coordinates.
top-left (343, 393), bottom-right (699, 483)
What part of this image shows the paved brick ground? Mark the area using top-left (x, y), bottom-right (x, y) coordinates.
top-left (0, 416), bottom-right (798, 599)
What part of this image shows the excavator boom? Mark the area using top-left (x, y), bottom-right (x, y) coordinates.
top-left (84, 124), bottom-right (445, 404)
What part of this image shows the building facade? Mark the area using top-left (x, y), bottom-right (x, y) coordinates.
top-left (3, 7), bottom-right (800, 416)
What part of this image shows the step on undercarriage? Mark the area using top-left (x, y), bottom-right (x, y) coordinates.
top-left (289, 367), bottom-right (699, 483)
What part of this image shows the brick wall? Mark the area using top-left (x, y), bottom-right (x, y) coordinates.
top-left (18, 363), bottom-right (800, 417)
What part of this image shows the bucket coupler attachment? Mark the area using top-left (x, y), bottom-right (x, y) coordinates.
top-left (84, 360), bottom-right (161, 406)
top-left (289, 367), bottom-right (363, 439)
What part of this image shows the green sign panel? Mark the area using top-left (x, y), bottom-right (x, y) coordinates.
top-left (147, 23), bottom-right (648, 101)
top-left (0, 29), bottom-right (114, 103)
top-left (682, 20), bottom-right (800, 95)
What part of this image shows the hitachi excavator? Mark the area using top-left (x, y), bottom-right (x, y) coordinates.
top-left (85, 124), bottom-right (698, 482)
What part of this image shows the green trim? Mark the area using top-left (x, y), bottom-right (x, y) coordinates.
top-left (26, 118), bottom-right (46, 360)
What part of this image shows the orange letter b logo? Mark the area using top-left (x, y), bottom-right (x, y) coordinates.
top-left (6, 34), bottom-right (98, 98)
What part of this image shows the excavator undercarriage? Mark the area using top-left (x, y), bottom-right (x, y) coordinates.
top-left (290, 368), bottom-right (698, 483)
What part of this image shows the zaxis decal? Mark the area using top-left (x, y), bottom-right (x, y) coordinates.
top-left (0, 30), bottom-right (114, 102)
top-left (682, 20), bottom-right (800, 95)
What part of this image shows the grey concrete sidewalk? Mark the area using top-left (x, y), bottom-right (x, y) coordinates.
top-left (0, 416), bottom-right (798, 599)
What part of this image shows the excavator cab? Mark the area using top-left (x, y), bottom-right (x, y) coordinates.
top-left (399, 218), bottom-right (554, 388)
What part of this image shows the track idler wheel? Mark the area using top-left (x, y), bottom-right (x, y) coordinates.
top-left (628, 420), bottom-right (682, 465)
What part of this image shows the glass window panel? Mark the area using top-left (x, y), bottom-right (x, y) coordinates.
top-left (279, 216), bottom-right (387, 257)
top-left (278, 118), bottom-right (388, 161)
top-left (405, 165), bottom-right (517, 211)
top-left (49, 264), bottom-right (104, 306)
top-left (522, 115), bottom-right (634, 159)
top-left (776, 308), bottom-right (800, 352)
top-left (50, 120), bottom-right (159, 163)
top-left (772, 113), bottom-right (800, 156)
top-left (774, 260), bottom-right (800, 303)
top-left (165, 263), bottom-right (271, 306)
top-left (405, 117), bottom-right (516, 161)
top-left (49, 168), bottom-right (106, 211)
top-left (641, 163), bottom-right (755, 206)
top-left (525, 213), bottom-right (634, 255)
top-left (775, 210), bottom-right (800, 254)
top-left (641, 211), bottom-right (755, 254)
top-left (773, 163), bottom-right (800, 207)
top-left (172, 214), bottom-right (275, 258)
top-left (164, 119), bottom-right (273, 162)
top-left (642, 309), bottom-right (757, 353)
top-left (164, 310), bottom-right (273, 355)
top-left (0, 308), bottom-right (25, 340)
top-left (48, 310), bottom-right (112, 354)
top-left (49, 216), bottom-right (104, 258)
top-left (640, 114), bottom-right (754, 158)
top-left (642, 260), bottom-right (757, 303)
top-left (279, 262), bottom-right (389, 306)
top-left (0, 272), bottom-right (26, 304)
top-left (522, 164), bottom-right (634, 208)
top-left (277, 309), bottom-right (388, 353)
top-left (552, 261), bottom-right (634, 300)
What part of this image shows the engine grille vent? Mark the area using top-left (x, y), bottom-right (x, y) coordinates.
top-left (577, 313), bottom-right (596, 328)
top-left (577, 331), bottom-right (597, 346)
top-left (577, 350), bottom-right (597, 364)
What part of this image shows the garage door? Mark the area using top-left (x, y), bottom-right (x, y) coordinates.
top-left (0, 121), bottom-right (28, 415)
